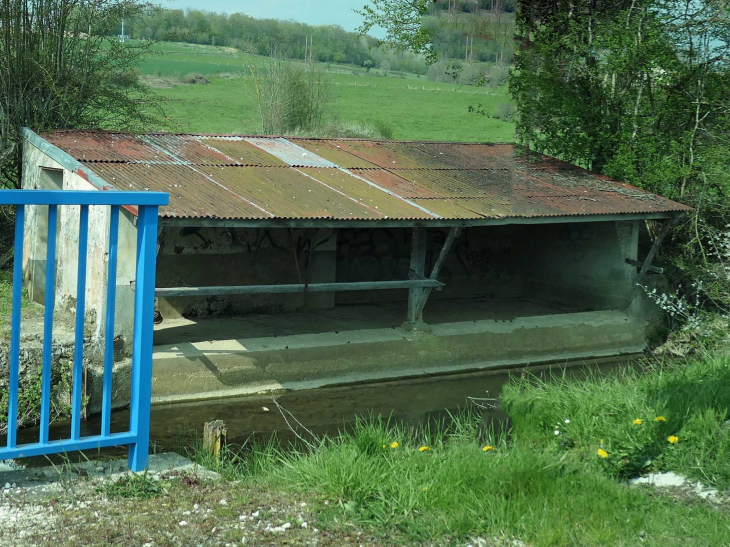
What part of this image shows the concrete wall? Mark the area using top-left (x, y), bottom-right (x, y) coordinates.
top-left (335, 226), bottom-right (525, 305)
top-left (156, 221), bottom-right (638, 322)
top-left (156, 227), bottom-right (336, 319)
top-left (521, 221), bottom-right (638, 311)
top-left (21, 141), bottom-right (138, 349)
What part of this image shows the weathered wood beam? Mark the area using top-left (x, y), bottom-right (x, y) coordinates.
top-left (625, 258), bottom-right (664, 275)
top-left (407, 227), bottom-right (428, 326)
top-left (627, 217), bottom-right (679, 307)
top-left (156, 278), bottom-right (443, 298)
top-left (417, 227), bottom-right (461, 314)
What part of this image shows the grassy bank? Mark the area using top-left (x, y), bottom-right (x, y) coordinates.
top-left (175, 352), bottom-right (730, 545)
top-left (3, 353), bottom-right (729, 546)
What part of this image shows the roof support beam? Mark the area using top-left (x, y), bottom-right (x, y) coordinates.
top-left (406, 227), bottom-right (428, 329)
top-left (627, 217), bottom-right (679, 307)
top-left (417, 227), bottom-right (461, 315)
top-left (155, 278), bottom-right (443, 298)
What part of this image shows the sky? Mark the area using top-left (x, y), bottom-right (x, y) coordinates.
top-left (164, 0), bottom-right (384, 37)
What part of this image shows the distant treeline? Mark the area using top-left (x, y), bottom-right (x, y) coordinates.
top-left (121, 4), bottom-right (515, 75)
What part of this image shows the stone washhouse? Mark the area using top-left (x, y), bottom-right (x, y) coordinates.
top-left (19, 129), bottom-right (690, 407)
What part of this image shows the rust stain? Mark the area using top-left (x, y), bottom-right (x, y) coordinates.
top-left (38, 131), bottom-right (692, 221)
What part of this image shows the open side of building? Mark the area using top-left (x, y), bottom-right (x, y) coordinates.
top-left (20, 129), bottom-right (690, 408)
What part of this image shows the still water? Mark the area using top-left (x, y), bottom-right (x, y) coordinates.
top-left (16, 355), bottom-right (642, 466)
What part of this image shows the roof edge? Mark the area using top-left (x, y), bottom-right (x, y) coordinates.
top-left (34, 128), bottom-right (518, 147)
top-left (22, 128), bottom-right (119, 194)
top-left (157, 210), bottom-right (687, 229)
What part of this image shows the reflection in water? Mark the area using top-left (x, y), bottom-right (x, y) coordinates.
top-left (15, 355), bottom-right (642, 467)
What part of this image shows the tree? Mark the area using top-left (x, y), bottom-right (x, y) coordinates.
top-left (358, 0), bottom-right (730, 321)
top-left (0, 0), bottom-right (162, 188)
top-left (357, 0), bottom-right (438, 63)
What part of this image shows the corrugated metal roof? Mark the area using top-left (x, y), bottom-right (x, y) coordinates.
top-left (36, 131), bottom-right (691, 223)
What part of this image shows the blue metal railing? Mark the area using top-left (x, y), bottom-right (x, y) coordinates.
top-left (0, 190), bottom-right (168, 472)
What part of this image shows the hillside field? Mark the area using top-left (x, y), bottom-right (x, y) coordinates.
top-left (138, 42), bottom-right (515, 142)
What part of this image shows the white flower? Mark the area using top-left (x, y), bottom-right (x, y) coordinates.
top-left (554, 430), bottom-right (560, 435)
top-left (564, 419), bottom-right (571, 424)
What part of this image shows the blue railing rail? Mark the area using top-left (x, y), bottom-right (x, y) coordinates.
top-left (0, 190), bottom-right (168, 472)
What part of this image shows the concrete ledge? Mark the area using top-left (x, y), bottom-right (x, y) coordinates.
top-left (150, 310), bottom-right (646, 404)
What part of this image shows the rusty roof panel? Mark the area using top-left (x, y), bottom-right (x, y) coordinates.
top-left (35, 131), bottom-right (691, 223)
top-left (40, 132), bottom-right (166, 163)
top-left (334, 141), bottom-right (423, 168)
top-left (290, 140), bottom-right (379, 169)
top-left (142, 134), bottom-right (236, 165)
top-left (392, 169), bottom-right (488, 198)
top-left (421, 143), bottom-right (516, 170)
top-left (91, 164), bottom-right (270, 219)
top-left (349, 169), bottom-right (442, 199)
top-left (214, 167), bottom-right (383, 219)
top-left (408, 199), bottom-right (483, 219)
top-left (244, 137), bottom-right (337, 167)
top-left (300, 168), bottom-right (435, 219)
top-left (197, 137), bottom-right (289, 166)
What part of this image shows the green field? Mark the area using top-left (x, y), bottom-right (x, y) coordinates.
top-left (138, 42), bottom-right (514, 142)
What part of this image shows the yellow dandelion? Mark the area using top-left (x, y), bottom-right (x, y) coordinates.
top-left (597, 448), bottom-right (608, 459)
top-left (382, 444), bottom-right (386, 449)
top-left (390, 441), bottom-right (399, 449)
top-left (422, 487), bottom-right (428, 492)
top-left (654, 416), bottom-right (667, 422)
top-left (667, 435), bottom-right (679, 444)
top-left (482, 445), bottom-right (495, 452)
top-left (419, 446), bottom-right (431, 452)
top-left (633, 419), bottom-right (643, 425)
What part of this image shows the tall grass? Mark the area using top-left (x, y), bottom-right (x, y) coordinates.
top-left (188, 375), bottom-right (730, 545)
top-left (503, 352), bottom-right (730, 487)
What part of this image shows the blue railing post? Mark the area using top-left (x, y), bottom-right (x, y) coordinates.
top-left (0, 190), bottom-right (167, 469)
top-left (101, 205), bottom-right (120, 437)
top-left (39, 204), bottom-right (58, 445)
top-left (70, 205), bottom-right (89, 440)
top-left (128, 204), bottom-right (160, 472)
top-left (6, 206), bottom-right (25, 449)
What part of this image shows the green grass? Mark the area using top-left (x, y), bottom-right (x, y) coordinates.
top-left (503, 352), bottom-right (730, 488)
top-left (138, 41), bottom-right (514, 141)
top-left (186, 353), bottom-right (730, 545)
top-left (153, 74), bottom-right (513, 141)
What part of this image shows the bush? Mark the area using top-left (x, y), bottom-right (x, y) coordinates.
top-left (182, 72), bottom-right (210, 85)
top-left (287, 121), bottom-right (389, 140)
top-left (111, 69), bottom-right (139, 89)
top-left (249, 57), bottom-right (333, 135)
top-left (493, 102), bottom-right (515, 122)
top-left (372, 119), bottom-right (395, 140)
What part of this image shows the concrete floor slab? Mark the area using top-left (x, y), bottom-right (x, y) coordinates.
top-left (153, 298), bottom-right (579, 346)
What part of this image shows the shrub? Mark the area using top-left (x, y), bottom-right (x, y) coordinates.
top-left (111, 69), bottom-right (139, 89)
top-left (372, 119), bottom-right (395, 140)
top-left (182, 72), bottom-right (210, 85)
top-left (493, 102), bottom-right (515, 122)
top-left (249, 57), bottom-right (333, 135)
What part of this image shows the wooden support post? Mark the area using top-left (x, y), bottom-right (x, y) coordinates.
top-left (627, 217), bottom-right (678, 307)
top-left (203, 420), bottom-right (227, 463)
top-left (406, 227), bottom-right (428, 328)
top-left (417, 227), bottom-right (461, 315)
